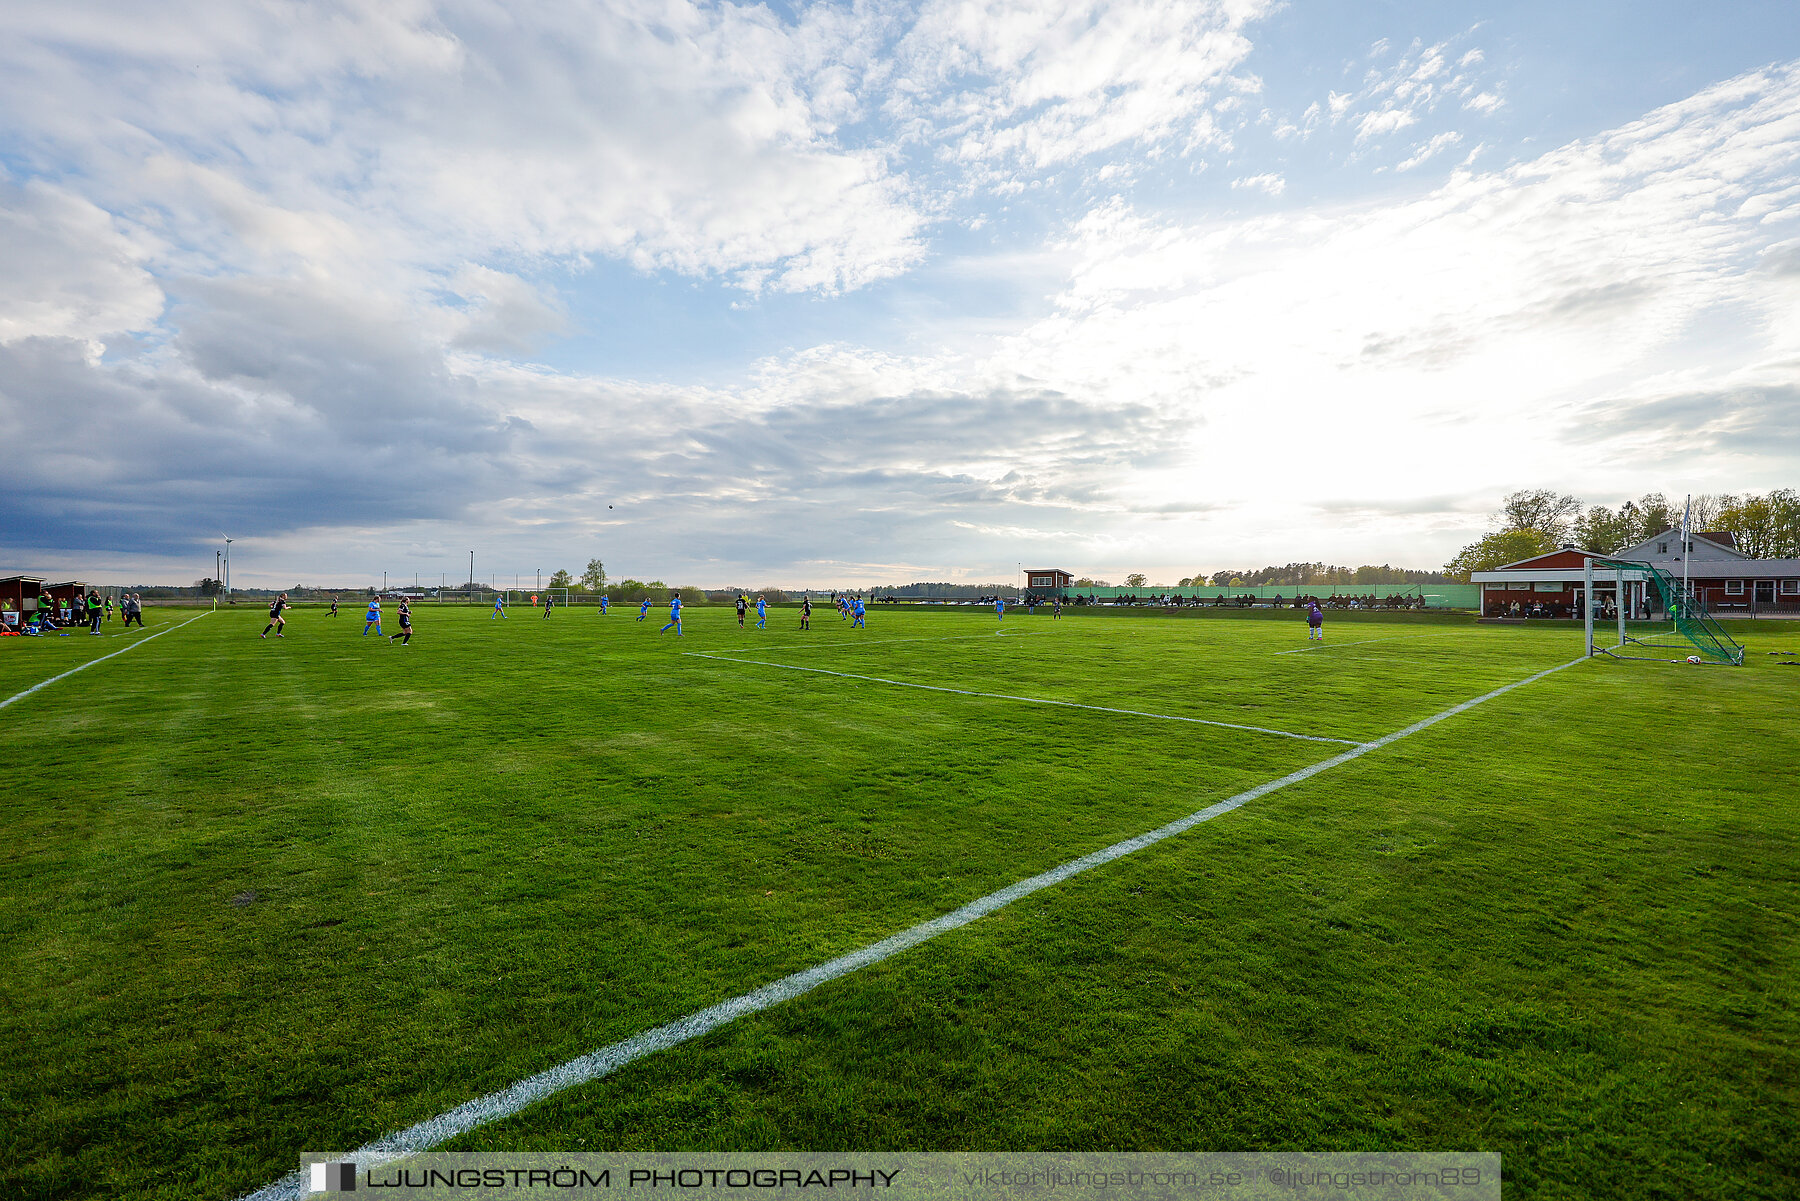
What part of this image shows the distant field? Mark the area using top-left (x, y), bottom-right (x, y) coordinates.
top-left (1, 604), bottom-right (1794, 1200)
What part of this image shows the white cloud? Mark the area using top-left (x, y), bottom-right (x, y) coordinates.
top-left (1230, 172), bottom-right (1286, 195)
top-left (4, 6), bottom-right (1799, 585)
top-left (888, 0), bottom-right (1273, 175)
top-left (0, 175), bottom-right (163, 344)
top-left (978, 61), bottom-right (1800, 552)
top-left (1323, 28), bottom-right (1500, 153)
top-left (0, 0), bottom-right (929, 298)
top-left (1356, 107), bottom-right (1418, 142)
top-left (1396, 131), bottom-right (1464, 171)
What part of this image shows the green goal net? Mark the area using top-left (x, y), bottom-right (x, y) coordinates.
top-left (1587, 556), bottom-right (1745, 665)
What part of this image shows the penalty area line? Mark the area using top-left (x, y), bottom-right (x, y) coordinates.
top-left (712, 633), bottom-right (1032, 654)
top-left (238, 652), bottom-right (1589, 1201)
top-left (0, 611), bottom-right (214, 712)
top-left (1274, 634), bottom-right (1446, 656)
top-left (684, 651), bottom-right (1362, 746)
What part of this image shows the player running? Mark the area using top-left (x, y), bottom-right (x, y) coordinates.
top-left (1306, 601), bottom-right (1324, 641)
top-left (491, 594), bottom-right (507, 620)
top-left (800, 594), bottom-right (812, 629)
top-left (261, 593), bottom-right (289, 639)
top-left (328, 597), bottom-right (339, 617)
top-left (363, 596), bottom-right (382, 636)
top-left (599, 595), bottom-right (609, 615)
top-left (659, 594), bottom-right (683, 636)
top-left (755, 595), bottom-right (767, 629)
top-left (388, 599), bottom-right (414, 645)
top-left (636, 597), bottom-right (651, 621)
top-left (736, 593), bottom-right (748, 628)
top-left (852, 596), bottom-right (866, 628)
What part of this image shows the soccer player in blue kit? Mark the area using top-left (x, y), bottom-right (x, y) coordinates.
top-left (660, 594), bottom-right (683, 636)
top-left (756, 595), bottom-right (767, 629)
top-left (995, 596), bottom-right (1005, 622)
top-left (491, 594), bottom-right (507, 620)
top-left (599, 595), bottom-right (609, 615)
top-left (363, 596), bottom-right (382, 636)
top-left (852, 596), bottom-right (866, 628)
top-left (636, 598), bottom-right (651, 621)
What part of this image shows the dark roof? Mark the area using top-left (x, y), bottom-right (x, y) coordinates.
top-left (1645, 527), bottom-right (1738, 549)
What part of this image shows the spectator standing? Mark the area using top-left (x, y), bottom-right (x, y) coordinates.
top-left (86, 590), bottom-right (104, 634)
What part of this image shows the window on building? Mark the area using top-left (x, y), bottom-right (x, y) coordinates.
top-left (1657, 542), bottom-right (1668, 554)
top-left (1725, 580), bottom-right (1745, 595)
top-left (1782, 580), bottom-right (1799, 595)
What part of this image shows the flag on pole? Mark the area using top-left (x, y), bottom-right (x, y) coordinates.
top-left (1681, 493), bottom-right (1693, 610)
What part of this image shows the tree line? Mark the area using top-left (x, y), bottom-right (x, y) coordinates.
top-left (1445, 488), bottom-right (1800, 580)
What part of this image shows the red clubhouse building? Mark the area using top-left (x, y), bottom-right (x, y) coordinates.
top-left (1472, 530), bottom-right (1800, 619)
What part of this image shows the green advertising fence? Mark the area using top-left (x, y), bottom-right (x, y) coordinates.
top-left (1061, 583), bottom-right (1481, 609)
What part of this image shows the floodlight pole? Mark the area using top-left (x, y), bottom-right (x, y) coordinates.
top-left (1584, 557), bottom-right (1595, 657)
top-left (223, 537), bottom-right (233, 603)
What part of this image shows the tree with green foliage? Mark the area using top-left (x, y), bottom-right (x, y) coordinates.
top-left (1444, 488), bottom-right (1581, 581)
top-left (1444, 529), bottom-right (1559, 580)
top-left (1498, 488), bottom-right (1583, 542)
top-left (1631, 492), bottom-right (1676, 541)
top-left (548, 569), bottom-right (573, 589)
top-left (1124, 573), bottom-right (1148, 587)
top-left (1572, 505), bottom-right (1640, 555)
top-left (1715, 489), bottom-right (1800, 558)
top-left (580, 559), bottom-right (607, 591)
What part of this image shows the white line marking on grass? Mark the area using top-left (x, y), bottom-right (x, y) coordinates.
top-left (1275, 634), bottom-right (1442, 655)
top-left (685, 651), bottom-right (1363, 746)
top-left (0, 612), bottom-right (213, 712)
top-left (237, 652), bottom-right (1588, 1201)
top-left (721, 634), bottom-right (1027, 654)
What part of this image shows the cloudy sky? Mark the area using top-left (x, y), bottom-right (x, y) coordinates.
top-left (4, 1), bottom-right (1799, 589)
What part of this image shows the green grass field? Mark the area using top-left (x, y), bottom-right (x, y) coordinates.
top-left (1, 604), bottom-right (1795, 1200)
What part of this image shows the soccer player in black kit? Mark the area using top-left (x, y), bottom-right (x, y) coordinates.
top-left (800, 595), bottom-right (812, 630)
top-left (261, 593), bottom-right (289, 639)
top-left (388, 599), bottom-right (414, 645)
